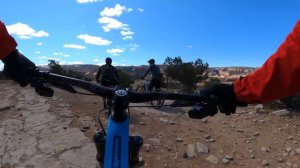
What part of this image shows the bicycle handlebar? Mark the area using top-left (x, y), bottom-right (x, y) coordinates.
top-left (31, 71), bottom-right (218, 119)
top-left (33, 71), bottom-right (207, 103)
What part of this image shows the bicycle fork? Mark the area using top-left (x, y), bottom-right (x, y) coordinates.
top-left (93, 131), bottom-right (143, 167)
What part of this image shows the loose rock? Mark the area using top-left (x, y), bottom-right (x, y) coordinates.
top-left (186, 144), bottom-right (196, 158)
top-left (196, 142), bottom-right (209, 153)
top-left (261, 160), bottom-right (269, 166)
top-left (224, 155), bottom-right (233, 161)
top-left (176, 138), bottom-right (183, 142)
top-left (295, 148), bottom-right (300, 154)
top-left (272, 109), bottom-right (290, 117)
top-left (204, 135), bottom-right (211, 139)
top-left (222, 158), bottom-right (230, 164)
top-left (206, 155), bottom-right (218, 164)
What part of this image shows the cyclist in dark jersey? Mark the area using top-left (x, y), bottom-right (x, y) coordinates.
top-left (141, 59), bottom-right (163, 92)
top-left (95, 57), bottom-right (119, 87)
top-left (95, 57), bottom-right (119, 109)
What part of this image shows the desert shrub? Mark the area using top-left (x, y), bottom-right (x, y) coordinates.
top-left (48, 59), bottom-right (91, 81)
top-left (164, 56), bottom-right (208, 91)
top-left (117, 69), bottom-right (134, 88)
top-left (203, 78), bottom-right (221, 88)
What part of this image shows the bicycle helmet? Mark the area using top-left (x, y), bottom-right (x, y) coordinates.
top-left (148, 59), bottom-right (155, 64)
top-left (105, 57), bottom-right (112, 64)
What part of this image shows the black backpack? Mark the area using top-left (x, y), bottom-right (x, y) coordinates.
top-left (100, 65), bottom-right (117, 82)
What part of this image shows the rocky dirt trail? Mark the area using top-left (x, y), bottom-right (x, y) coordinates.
top-left (1, 81), bottom-right (300, 168)
top-left (0, 81), bottom-right (98, 168)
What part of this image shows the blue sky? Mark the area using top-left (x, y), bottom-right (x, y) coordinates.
top-left (1, 0), bottom-right (300, 69)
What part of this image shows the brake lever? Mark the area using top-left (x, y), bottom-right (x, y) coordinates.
top-left (35, 86), bottom-right (54, 97)
top-left (30, 80), bottom-right (54, 97)
top-left (29, 70), bottom-right (54, 97)
top-left (188, 96), bottom-right (218, 119)
top-left (188, 103), bottom-right (218, 119)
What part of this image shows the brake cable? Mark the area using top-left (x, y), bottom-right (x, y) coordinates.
top-left (97, 109), bottom-right (108, 136)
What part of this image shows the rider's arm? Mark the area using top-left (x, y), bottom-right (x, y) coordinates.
top-left (143, 66), bottom-right (152, 77)
top-left (234, 19), bottom-right (300, 104)
top-left (0, 21), bottom-right (17, 59)
top-left (0, 20), bottom-right (36, 87)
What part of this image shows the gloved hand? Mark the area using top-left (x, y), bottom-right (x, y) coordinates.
top-left (2, 50), bottom-right (36, 87)
top-left (140, 76), bottom-right (145, 80)
top-left (200, 83), bottom-right (248, 115)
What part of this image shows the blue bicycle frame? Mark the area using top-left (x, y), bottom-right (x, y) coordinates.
top-left (95, 89), bottom-right (143, 168)
top-left (105, 115), bottom-right (130, 167)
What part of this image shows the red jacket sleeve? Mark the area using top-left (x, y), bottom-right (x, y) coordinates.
top-left (0, 21), bottom-right (17, 60)
top-left (234, 20), bottom-right (300, 104)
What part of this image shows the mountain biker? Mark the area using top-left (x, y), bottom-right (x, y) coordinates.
top-left (0, 20), bottom-right (36, 87)
top-left (141, 59), bottom-right (163, 92)
top-left (95, 57), bottom-right (120, 87)
top-left (95, 57), bottom-right (120, 108)
top-left (201, 19), bottom-right (300, 116)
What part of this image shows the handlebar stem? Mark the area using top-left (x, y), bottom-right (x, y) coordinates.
top-left (112, 90), bottom-right (129, 122)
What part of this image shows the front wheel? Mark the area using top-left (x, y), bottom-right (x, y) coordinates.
top-left (151, 99), bottom-right (165, 107)
top-left (150, 95), bottom-right (165, 108)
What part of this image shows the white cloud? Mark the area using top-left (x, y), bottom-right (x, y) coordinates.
top-left (106, 48), bottom-right (124, 55)
top-left (128, 43), bottom-right (140, 51)
top-left (123, 36), bottom-right (133, 40)
top-left (188, 45), bottom-right (193, 48)
top-left (102, 26), bottom-right (111, 32)
top-left (33, 31), bottom-right (49, 37)
top-left (113, 62), bottom-right (127, 66)
top-left (19, 36), bottom-right (31, 39)
top-left (77, 34), bottom-right (112, 46)
top-left (99, 4), bottom-right (135, 39)
top-left (120, 30), bottom-right (134, 36)
top-left (93, 58), bottom-right (100, 62)
top-left (122, 27), bottom-right (130, 31)
top-left (35, 51), bottom-right (41, 54)
top-left (98, 17), bottom-right (126, 32)
top-left (63, 44), bottom-right (86, 49)
top-left (77, 0), bottom-right (100, 4)
top-left (120, 30), bottom-right (134, 40)
top-left (100, 4), bottom-right (126, 17)
top-left (37, 42), bottom-right (43, 46)
top-left (6, 23), bottom-right (49, 39)
top-left (138, 8), bottom-right (144, 12)
top-left (53, 52), bottom-right (70, 57)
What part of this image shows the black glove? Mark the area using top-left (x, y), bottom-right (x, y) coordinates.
top-left (200, 83), bottom-right (247, 115)
top-left (2, 50), bottom-right (36, 87)
top-left (140, 76), bottom-right (144, 80)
